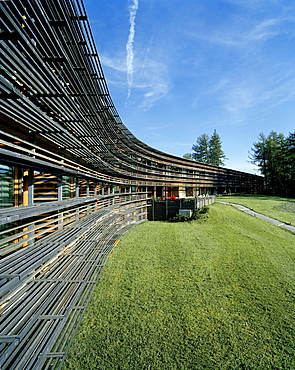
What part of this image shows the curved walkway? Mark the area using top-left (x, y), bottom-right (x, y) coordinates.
top-left (217, 201), bottom-right (295, 233)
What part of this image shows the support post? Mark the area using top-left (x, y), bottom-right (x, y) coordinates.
top-left (76, 179), bottom-right (80, 198)
top-left (23, 169), bottom-right (34, 206)
top-left (86, 180), bottom-right (90, 197)
top-left (58, 176), bottom-right (63, 202)
top-left (57, 176), bottom-right (63, 229)
top-left (22, 169), bottom-right (34, 246)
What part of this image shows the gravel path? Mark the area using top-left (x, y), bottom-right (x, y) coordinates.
top-left (217, 201), bottom-right (295, 233)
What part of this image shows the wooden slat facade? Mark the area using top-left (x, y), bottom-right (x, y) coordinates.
top-left (0, 1), bottom-right (264, 368)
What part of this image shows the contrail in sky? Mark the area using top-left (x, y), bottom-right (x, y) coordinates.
top-left (126, 0), bottom-right (139, 102)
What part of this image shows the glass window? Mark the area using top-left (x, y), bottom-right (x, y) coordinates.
top-left (0, 165), bottom-right (14, 208)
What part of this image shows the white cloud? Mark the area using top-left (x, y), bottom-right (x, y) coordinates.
top-left (216, 19), bottom-right (278, 48)
top-left (222, 85), bottom-right (255, 116)
top-left (98, 4), bottom-right (170, 111)
top-left (100, 54), bottom-right (126, 73)
top-left (222, 0), bottom-right (277, 8)
top-left (187, 15), bottom-right (292, 51)
top-left (126, 0), bottom-right (139, 101)
top-left (141, 85), bottom-right (169, 110)
top-left (100, 51), bottom-right (170, 110)
top-left (137, 61), bottom-right (170, 110)
top-left (204, 68), bottom-right (295, 125)
top-left (124, 3), bottom-right (170, 110)
top-left (258, 75), bottom-right (295, 109)
top-left (247, 18), bottom-right (280, 41)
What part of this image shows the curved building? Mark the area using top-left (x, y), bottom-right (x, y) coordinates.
top-left (0, 1), bottom-right (263, 368)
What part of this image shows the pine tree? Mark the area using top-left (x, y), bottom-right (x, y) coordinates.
top-left (191, 131), bottom-right (226, 166)
top-left (191, 133), bottom-right (210, 163)
top-left (249, 131), bottom-right (294, 197)
top-left (208, 129), bottom-right (226, 166)
top-left (249, 132), bottom-right (268, 183)
top-left (183, 153), bottom-right (192, 160)
top-left (267, 131), bottom-right (285, 195)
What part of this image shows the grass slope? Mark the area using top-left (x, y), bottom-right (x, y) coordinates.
top-left (217, 194), bottom-right (295, 226)
top-left (64, 203), bottom-right (295, 370)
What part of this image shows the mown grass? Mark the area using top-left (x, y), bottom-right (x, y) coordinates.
top-left (217, 194), bottom-right (295, 226)
top-left (63, 203), bottom-right (295, 370)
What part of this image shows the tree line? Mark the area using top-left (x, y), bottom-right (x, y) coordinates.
top-left (249, 131), bottom-right (295, 198)
top-left (185, 129), bottom-right (294, 198)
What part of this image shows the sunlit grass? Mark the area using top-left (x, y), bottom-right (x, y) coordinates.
top-left (217, 194), bottom-right (295, 226)
top-left (64, 203), bottom-right (295, 370)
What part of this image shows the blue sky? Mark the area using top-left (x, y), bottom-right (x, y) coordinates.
top-left (84, 0), bottom-right (295, 174)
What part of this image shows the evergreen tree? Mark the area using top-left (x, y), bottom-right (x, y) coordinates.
top-left (285, 132), bottom-right (295, 197)
top-left (249, 131), bottom-right (295, 197)
top-left (208, 129), bottom-right (227, 166)
top-left (191, 133), bottom-right (210, 163)
top-left (191, 130), bottom-right (226, 166)
top-left (267, 131), bottom-right (286, 195)
top-left (249, 132), bottom-right (268, 185)
top-left (183, 153), bottom-right (192, 160)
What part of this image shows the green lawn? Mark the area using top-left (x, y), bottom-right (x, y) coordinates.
top-left (217, 194), bottom-right (295, 226)
top-left (64, 203), bottom-right (295, 370)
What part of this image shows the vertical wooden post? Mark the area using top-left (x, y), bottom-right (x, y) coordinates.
top-left (13, 167), bottom-right (21, 244)
top-left (86, 180), bottom-right (90, 197)
top-left (75, 178), bottom-right (80, 198)
top-left (14, 167), bottom-right (20, 207)
top-left (23, 169), bottom-right (34, 206)
top-left (70, 177), bottom-right (75, 198)
top-left (22, 169), bottom-right (34, 246)
top-left (75, 178), bottom-right (80, 220)
top-left (58, 176), bottom-right (63, 229)
top-left (193, 187), bottom-right (196, 198)
top-left (58, 176), bottom-right (63, 201)
top-left (23, 170), bottom-right (28, 207)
